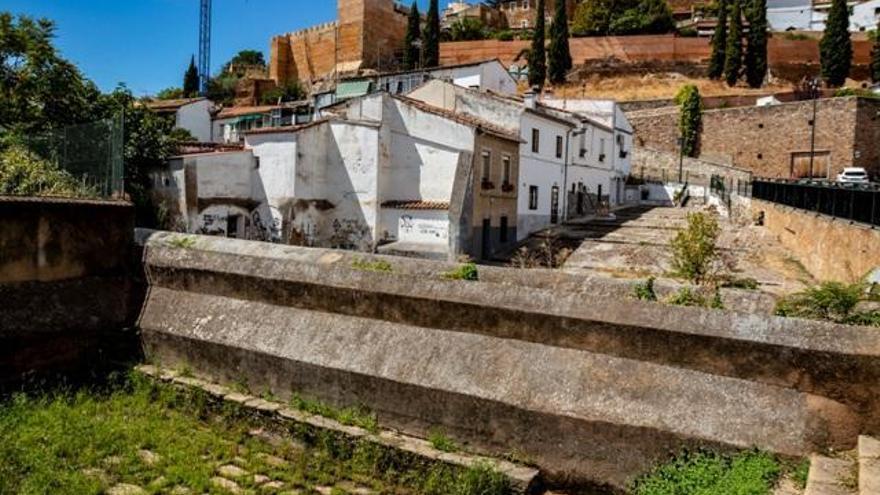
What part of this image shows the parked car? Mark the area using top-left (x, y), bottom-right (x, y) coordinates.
top-left (837, 167), bottom-right (870, 184)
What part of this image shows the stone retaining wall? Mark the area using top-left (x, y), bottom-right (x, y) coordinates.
top-left (138, 230), bottom-right (880, 491)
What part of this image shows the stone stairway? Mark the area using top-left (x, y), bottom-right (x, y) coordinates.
top-left (805, 436), bottom-right (879, 495)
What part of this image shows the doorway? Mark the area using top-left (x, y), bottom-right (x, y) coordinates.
top-left (481, 218), bottom-right (492, 260)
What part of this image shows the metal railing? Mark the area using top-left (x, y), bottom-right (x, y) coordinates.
top-left (752, 179), bottom-right (880, 227)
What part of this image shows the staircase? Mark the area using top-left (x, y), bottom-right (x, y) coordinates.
top-left (805, 436), bottom-right (880, 495)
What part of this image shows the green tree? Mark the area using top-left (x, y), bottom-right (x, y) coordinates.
top-left (639, 0), bottom-right (675, 34)
top-left (872, 21), bottom-right (880, 83)
top-left (528, 0), bottom-right (547, 87)
top-left (547, 0), bottom-right (573, 85)
top-left (571, 0), bottom-right (617, 36)
top-left (183, 56), bottom-right (200, 97)
top-left (155, 87), bottom-right (184, 100)
top-left (0, 13), bottom-right (102, 134)
top-left (222, 49), bottom-right (266, 72)
top-left (449, 17), bottom-right (487, 41)
top-left (744, 0), bottom-right (768, 88)
top-left (259, 80), bottom-right (306, 105)
top-left (0, 144), bottom-right (93, 197)
top-left (422, 0), bottom-right (440, 67)
top-left (708, 0), bottom-right (728, 79)
top-left (819, 0), bottom-right (853, 87)
top-left (675, 84), bottom-right (702, 158)
top-left (723, 0), bottom-right (743, 86)
top-left (403, 2), bottom-right (421, 70)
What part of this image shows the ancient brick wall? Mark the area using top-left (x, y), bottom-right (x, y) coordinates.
top-left (439, 35), bottom-right (873, 71)
top-left (269, 0), bottom-right (408, 85)
top-left (627, 97), bottom-right (879, 179)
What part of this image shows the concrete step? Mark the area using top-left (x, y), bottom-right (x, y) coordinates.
top-left (859, 436), bottom-right (880, 495)
top-left (805, 454), bottom-right (857, 495)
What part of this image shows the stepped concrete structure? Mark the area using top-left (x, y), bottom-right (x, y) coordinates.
top-left (136, 230), bottom-right (880, 491)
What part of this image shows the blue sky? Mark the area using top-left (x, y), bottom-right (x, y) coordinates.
top-left (5, 0), bottom-right (448, 96)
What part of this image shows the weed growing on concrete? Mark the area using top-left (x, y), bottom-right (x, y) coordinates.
top-left (443, 263), bottom-right (479, 281)
top-left (776, 282), bottom-right (879, 327)
top-left (633, 277), bottom-right (658, 301)
top-left (723, 277), bottom-right (760, 290)
top-left (428, 428), bottom-right (459, 452)
top-left (631, 449), bottom-right (781, 495)
top-left (790, 458), bottom-right (810, 490)
top-left (671, 212), bottom-right (721, 285)
top-left (289, 394), bottom-right (379, 433)
top-left (667, 287), bottom-right (707, 307)
top-left (351, 257), bottom-right (393, 273)
top-left (167, 236), bottom-right (196, 249)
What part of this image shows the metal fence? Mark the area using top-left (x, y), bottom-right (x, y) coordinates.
top-left (19, 114), bottom-right (125, 198)
top-left (752, 179), bottom-right (880, 227)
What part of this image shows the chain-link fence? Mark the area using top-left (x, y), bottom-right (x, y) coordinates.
top-left (20, 114), bottom-right (124, 198)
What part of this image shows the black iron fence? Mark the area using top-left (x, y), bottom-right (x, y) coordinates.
top-left (752, 179), bottom-right (880, 227)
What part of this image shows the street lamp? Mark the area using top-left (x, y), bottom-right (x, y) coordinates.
top-left (677, 136), bottom-right (685, 184)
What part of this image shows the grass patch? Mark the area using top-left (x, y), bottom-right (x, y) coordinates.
top-left (667, 287), bottom-right (724, 309)
top-left (351, 257), bottom-right (393, 273)
top-left (428, 428), bottom-right (459, 453)
top-left (166, 236), bottom-right (196, 249)
top-left (289, 393), bottom-right (379, 434)
top-left (633, 277), bottom-right (658, 301)
top-left (0, 372), bottom-right (511, 495)
top-left (722, 277), bottom-right (759, 290)
top-left (442, 263), bottom-right (479, 281)
top-left (776, 282), bottom-right (879, 327)
top-left (631, 449), bottom-right (782, 495)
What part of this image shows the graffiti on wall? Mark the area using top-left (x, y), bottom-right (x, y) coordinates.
top-left (399, 214), bottom-right (448, 242)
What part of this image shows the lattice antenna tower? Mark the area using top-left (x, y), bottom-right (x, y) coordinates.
top-left (199, 0), bottom-right (212, 95)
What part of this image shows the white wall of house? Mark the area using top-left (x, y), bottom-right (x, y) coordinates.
top-left (380, 208), bottom-right (450, 245)
top-left (518, 113), bottom-right (570, 239)
top-left (768, 0), bottom-right (880, 31)
top-left (176, 100), bottom-right (213, 142)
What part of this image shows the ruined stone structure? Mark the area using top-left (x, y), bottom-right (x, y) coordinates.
top-left (627, 96), bottom-right (880, 180)
top-left (269, 0), bottom-right (409, 85)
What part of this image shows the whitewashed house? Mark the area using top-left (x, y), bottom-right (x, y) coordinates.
top-left (408, 80), bottom-right (629, 239)
top-left (768, 0), bottom-right (880, 31)
top-left (240, 92), bottom-right (521, 260)
top-left (145, 98), bottom-right (214, 142)
top-left (332, 59), bottom-right (518, 103)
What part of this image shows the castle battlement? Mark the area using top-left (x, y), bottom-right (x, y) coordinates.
top-left (285, 20), bottom-right (340, 40)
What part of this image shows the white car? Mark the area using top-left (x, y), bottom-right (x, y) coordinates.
top-left (837, 167), bottom-right (870, 184)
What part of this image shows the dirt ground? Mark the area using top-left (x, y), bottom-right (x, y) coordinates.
top-left (560, 205), bottom-right (814, 297)
top-left (552, 73), bottom-right (793, 101)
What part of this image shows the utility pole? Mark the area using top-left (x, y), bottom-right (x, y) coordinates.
top-left (199, 0), bottom-right (212, 96)
top-left (808, 77), bottom-right (819, 179)
top-left (678, 136), bottom-right (685, 183)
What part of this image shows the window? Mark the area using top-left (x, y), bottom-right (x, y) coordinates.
top-left (599, 138), bottom-right (606, 162)
top-left (531, 128), bottom-right (540, 153)
top-left (502, 155), bottom-right (511, 185)
top-left (500, 216), bottom-right (509, 243)
top-left (556, 135), bottom-right (563, 159)
top-left (529, 186), bottom-right (538, 210)
top-left (481, 150), bottom-right (492, 181)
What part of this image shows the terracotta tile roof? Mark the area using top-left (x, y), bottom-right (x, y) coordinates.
top-left (144, 98), bottom-right (206, 112)
top-left (242, 118), bottom-right (330, 136)
top-left (381, 200), bottom-right (450, 210)
top-left (392, 95), bottom-right (521, 142)
top-left (216, 105), bottom-right (279, 119)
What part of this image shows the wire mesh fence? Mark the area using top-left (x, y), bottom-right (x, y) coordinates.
top-left (18, 114), bottom-right (124, 199)
top-left (752, 179), bottom-right (880, 227)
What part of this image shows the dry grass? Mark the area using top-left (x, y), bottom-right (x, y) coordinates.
top-left (552, 73), bottom-right (791, 101)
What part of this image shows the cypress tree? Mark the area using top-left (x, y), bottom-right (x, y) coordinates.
top-left (723, 0), bottom-right (743, 87)
top-left (708, 0), bottom-right (728, 79)
top-left (548, 0), bottom-right (573, 85)
top-left (528, 0), bottom-right (547, 87)
top-left (422, 0), bottom-right (440, 68)
top-left (676, 84), bottom-right (703, 158)
top-left (744, 0), bottom-right (768, 88)
top-left (819, 0), bottom-right (853, 87)
top-left (403, 2), bottom-right (421, 70)
top-left (183, 56), bottom-right (199, 97)
top-left (871, 22), bottom-right (880, 83)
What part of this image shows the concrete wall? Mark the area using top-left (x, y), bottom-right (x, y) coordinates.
top-left (139, 231), bottom-right (880, 491)
top-left (754, 199), bottom-right (880, 283)
top-left (628, 97), bottom-right (880, 179)
top-left (0, 197), bottom-right (140, 389)
top-left (632, 146), bottom-right (753, 187)
top-left (176, 100), bottom-right (213, 143)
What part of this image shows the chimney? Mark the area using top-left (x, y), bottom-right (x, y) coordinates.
top-left (524, 89), bottom-right (537, 109)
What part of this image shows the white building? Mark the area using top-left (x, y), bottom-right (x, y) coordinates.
top-left (332, 59), bottom-right (519, 103)
top-left (408, 81), bottom-right (631, 240)
top-left (145, 98), bottom-right (214, 143)
top-left (768, 0), bottom-right (880, 31)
